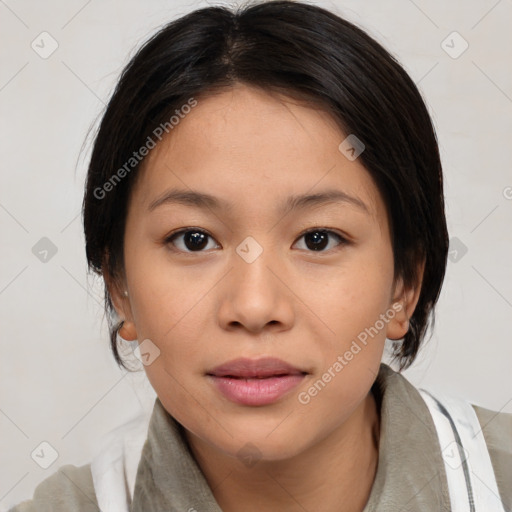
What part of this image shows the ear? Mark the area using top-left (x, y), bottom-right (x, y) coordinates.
top-left (386, 258), bottom-right (425, 341)
top-left (103, 255), bottom-right (138, 341)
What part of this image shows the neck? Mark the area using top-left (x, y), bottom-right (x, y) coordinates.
top-left (185, 389), bottom-right (381, 512)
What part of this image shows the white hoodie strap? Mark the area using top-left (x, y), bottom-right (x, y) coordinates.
top-left (418, 388), bottom-right (506, 512)
top-left (90, 409), bottom-right (152, 512)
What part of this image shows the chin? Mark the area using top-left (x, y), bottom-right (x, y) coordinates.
top-left (201, 420), bottom-right (313, 463)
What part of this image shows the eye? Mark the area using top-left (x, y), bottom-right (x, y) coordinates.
top-left (165, 228), bottom-right (219, 253)
top-left (164, 227), bottom-right (349, 254)
top-left (293, 229), bottom-right (348, 252)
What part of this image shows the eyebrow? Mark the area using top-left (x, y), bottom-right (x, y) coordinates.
top-left (147, 188), bottom-right (370, 215)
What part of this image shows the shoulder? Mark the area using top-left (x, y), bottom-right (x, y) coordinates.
top-left (7, 463), bottom-right (98, 512)
top-left (473, 403), bottom-right (512, 458)
top-left (472, 404), bottom-right (512, 510)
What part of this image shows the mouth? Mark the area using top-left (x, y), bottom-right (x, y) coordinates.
top-left (206, 357), bottom-right (309, 406)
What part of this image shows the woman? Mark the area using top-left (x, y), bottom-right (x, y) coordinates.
top-left (9, 1), bottom-right (511, 511)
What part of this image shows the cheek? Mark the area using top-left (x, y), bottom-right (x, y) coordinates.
top-left (295, 259), bottom-right (393, 427)
top-left (122, 247), bottom-right (209, 389)
top-left (129, 277), bottom-right (209, 425)
top-left (302, 245), bottom-right (394, 345)
top-left (124, 239), bottom-right (191, 333)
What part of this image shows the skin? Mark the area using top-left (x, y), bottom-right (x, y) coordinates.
top-left (107, 83), bottom-right (424, 512)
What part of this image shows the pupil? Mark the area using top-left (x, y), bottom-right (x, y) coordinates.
top-left (306, 231), bottom-right (328, 251)
top-left (185, 231), bottom-right (208, 251)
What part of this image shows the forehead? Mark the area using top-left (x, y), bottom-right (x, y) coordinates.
top-left (131, 84), bottom-right (385, 223)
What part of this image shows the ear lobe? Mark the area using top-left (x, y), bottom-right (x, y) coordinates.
top-left (385, 298), bottom-right (410, 341)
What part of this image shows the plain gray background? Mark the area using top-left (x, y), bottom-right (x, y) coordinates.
top-left (1, 0), bottom-right (511, 508)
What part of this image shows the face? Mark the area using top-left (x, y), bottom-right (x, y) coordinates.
top-left (110, 83), bottom-right (416, 461)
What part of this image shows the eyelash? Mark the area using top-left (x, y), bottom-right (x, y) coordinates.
top-left (163, 227), bottom-right (350, 254)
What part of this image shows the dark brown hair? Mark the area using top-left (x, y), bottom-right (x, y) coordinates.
top-left (82, 0), bottom-right (449, 372)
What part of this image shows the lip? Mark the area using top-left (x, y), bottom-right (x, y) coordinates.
top-left (206, 357), bottom-right (308, 406)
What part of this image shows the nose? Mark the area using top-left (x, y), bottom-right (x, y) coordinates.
top-left (216, 243), bottom-right (295, 334)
